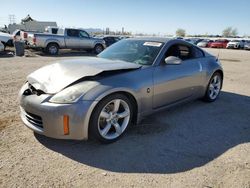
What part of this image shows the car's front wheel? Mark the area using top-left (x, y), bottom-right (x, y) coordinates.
top-left (203, 72), bottom-right (222, 102)
top-left (89, 94), bottom-right (133, 143)
top-left (94, 44), bottom-right (104, 54)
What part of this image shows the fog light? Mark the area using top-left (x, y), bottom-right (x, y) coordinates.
top-left (63, 115), bottom-right (69, 135)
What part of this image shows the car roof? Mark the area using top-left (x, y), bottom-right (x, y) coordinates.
top-left (127, 37), bottom-right (171, 43)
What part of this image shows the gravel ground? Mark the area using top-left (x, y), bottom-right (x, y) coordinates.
top-left (0, 48), bottom-right (250, 188)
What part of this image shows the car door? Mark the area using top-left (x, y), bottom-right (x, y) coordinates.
top-left (64, 29), bottom-right (81, 48)
top-left (78, 30), bottom-right (93, 49)
top-left (153, 43), bottom-right (203, 109)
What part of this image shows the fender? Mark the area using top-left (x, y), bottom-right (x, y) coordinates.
top-left (45, 39), bottom-right (62, 48)
top-left (82, 87), bottom-right (140, 140)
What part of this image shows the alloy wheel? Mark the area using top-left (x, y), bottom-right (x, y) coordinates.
top-left (97, 99), bottom-right (130, 140)
top-left (208, 75), bottom-right (221, 100)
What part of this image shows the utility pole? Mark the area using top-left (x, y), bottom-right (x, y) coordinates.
top-left (9, 15), bottom-right (16, 24)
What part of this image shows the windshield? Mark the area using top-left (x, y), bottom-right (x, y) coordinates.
top-left (98, 39), bottom-right (164, 65)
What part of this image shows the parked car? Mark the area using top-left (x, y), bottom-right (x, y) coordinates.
top-left (194, 39), bottom-right (204, 45)
top-left (28, 28), bottom-right (106, 55)
top-left (210, 39), bottom-right (229, 48)
top-left (19, 38), bottom-right (223, 143)
top-left (197, 39), bottom-right (214, 48)
top-left (226, 40), bottom-right (245, 49)
top-left (12, 30), bottom-right (40, 46)
top-left (0, 31), bottom-right (13, 47)
top-left (244, 41), bottom-right (250, 50)
top-left (184, 38), bottom-right (196, 44)
top-left (100, 36), bottom-right (121, 47)
top-left (12, 30), bottom-right (29, 44)
top-left (184, 38), bottom-right (203, 45)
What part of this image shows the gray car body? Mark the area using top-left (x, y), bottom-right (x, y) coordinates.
top-left (28, 28), bottom-right (105, 50)
top-left (19, 38), bottom-right (223, 140)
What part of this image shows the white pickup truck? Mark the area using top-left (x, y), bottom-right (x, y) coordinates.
top-left (28, 28), bottom-right (106, 55)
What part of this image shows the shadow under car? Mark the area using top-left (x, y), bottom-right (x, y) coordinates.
top-left (35, 91), bottom-right (250, 174)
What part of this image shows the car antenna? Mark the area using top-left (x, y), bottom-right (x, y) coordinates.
top-left (216, 49), bottom-right (220, 61)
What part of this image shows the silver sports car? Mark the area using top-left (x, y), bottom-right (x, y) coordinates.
top-left (19, 38), bottom-right (223, 143)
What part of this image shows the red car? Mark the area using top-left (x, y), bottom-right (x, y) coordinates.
top-left (210, 39), bottom-right (229, 48)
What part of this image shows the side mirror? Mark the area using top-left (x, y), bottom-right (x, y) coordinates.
top-left (164, 56), bottom-right (182, 65)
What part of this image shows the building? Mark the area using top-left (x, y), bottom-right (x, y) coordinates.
top-left (8, 15), bottom-right (57, 34)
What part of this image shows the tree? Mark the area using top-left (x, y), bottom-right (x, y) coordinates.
top-left (176, 28), bottom-right (186, 37)
top-left (231, 28), bottom-right (238, 36)
top-left (222, 27), bottom-right (238, 37)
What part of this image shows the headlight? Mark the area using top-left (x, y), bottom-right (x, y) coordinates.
top-left (49, 81), bottom-right (99, 104)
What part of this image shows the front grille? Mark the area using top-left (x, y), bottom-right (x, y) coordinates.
top-left (25, 111), bottom-right (43, 128)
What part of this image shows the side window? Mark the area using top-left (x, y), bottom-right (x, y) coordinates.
top-left (165, 44), bottom-right (193, 61)
top-left (193, 47), bottom-right (204, 58)
top-left (178, 45), bottom-right (191, 60)
top-left (165, 44), bottom-right (180, 58)
top-left (67, 29), bottom-right (80, 37)
top-left (51, 28), bottom-right (58, 34)
top-left (79, 31), bottom-right (89, 38)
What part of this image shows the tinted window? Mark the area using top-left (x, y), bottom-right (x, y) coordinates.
top-left (79, 31), bottom-right (89, 38)
top-left (179, 45), bottom-right (190, 60)
top-left (67, 29), bottom-right (80, 37)
top-left (165, 44), bottom-right (192, 61)
top-left (51, 28), bottom-right (58, 34)
top-left (193, 47), bottom-right (204, 58)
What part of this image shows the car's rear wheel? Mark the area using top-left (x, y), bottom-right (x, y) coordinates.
top-left (89, 94), bottom-right (133, 143)
top-left (46, 43), bottom-right (59, 55)
top-left (203, 72), bottom-right (222, 102)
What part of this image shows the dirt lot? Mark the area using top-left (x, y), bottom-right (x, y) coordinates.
top-left (0, 48), bottom-right (250, 188)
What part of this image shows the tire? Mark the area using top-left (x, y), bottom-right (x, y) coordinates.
top-left (94, 44), bottom-right (104, 54)
top-left (1, 42), bottom-right (6, 51)
top-left (89, 94), bottom-right (133, 143)
top-left (46, 43), bottom-right (59, 55)
top-left (203, 72), bottom-right (222, 102)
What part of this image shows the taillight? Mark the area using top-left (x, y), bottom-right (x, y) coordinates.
top-left (23, 32), bottom-right (28, 39)
top-left (33, 37), bottom-right (36, 44)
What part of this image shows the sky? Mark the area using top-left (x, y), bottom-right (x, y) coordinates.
top-left (0, 0), bottom-right (250, 36)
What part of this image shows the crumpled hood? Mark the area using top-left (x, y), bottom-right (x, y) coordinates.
top-left (27, 57), bottom-right (141, 94)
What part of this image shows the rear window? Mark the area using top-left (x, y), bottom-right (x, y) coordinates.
top-left (193, 47), bottom-right (204, 58)
top-left (67, 29), bottom-right (80, 37)
top-left (51, 28), bottom-right (58, 34)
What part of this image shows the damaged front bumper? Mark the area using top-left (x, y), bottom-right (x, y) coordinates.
top-left (19, 83), bottom-right (98, 140)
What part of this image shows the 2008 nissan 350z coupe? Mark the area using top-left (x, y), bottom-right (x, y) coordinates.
top-left (19, 38), bottom-right (223, 143)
